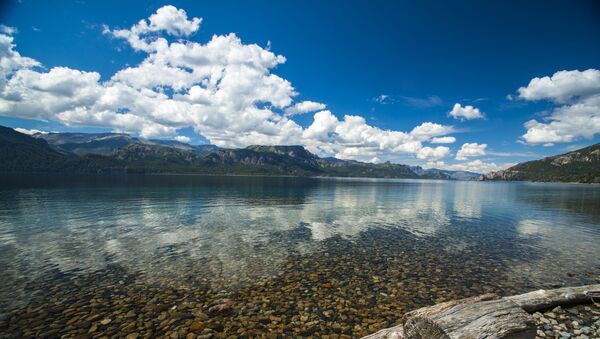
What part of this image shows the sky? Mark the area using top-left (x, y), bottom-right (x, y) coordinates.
top-left (1, 0), bottom-right (600, 173)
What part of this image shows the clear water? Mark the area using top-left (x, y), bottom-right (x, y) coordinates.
top-left (0, 174), bottom-right (599, 336)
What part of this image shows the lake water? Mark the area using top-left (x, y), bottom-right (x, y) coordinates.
top-left (1, 175), bottom-right (599, 337)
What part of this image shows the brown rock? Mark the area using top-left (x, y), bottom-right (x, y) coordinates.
top-left (208, 299), bottom-right (235, 316)
top-left (189, 321), bottom-right (205, 332)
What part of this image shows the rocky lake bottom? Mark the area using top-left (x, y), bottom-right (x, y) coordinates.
top-left (1, 226), bottom-right (599, 338)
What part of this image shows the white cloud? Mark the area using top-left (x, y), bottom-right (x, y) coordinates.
top-left (518, 69), bottom-right (600, 103)
top-left (448, 103), bottom-right (485, 120)
top-left (14, 127), bottom-right (47, 135)
top-left (425, 159), bottom-right (511, 174)
top-left (416, 146), bottom-right (451, 161)
top-left (301, 112), bottom-right (453, 162)
top-left (455, 142), bottom-right (487, 160)
top-left (430, 136), bottom-right (456, 144)
top-left (146, 5), bottom-right (202, 36)
top-left (284, 100), bottom-right (326, 116)
top-left (0, 6), bottom-right (455, 163)
top-left (518, 69), bottom-right (600, 145)
top-left (373, 94), bottom-right (390, 104)
top-left (103, 5), bottom-right (201, 52)
top-left (409, 122), bottom-right (454, 141)
top-left (174, 135), bottom-right (191, 143)
top-left (0, 25), bottom-right (17, 35)
top-left (0, 33), bottom-right (40, 87)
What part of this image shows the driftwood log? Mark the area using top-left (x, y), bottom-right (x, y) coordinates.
top-left (363, 284), bottom-right (600, 339)
top-left (505, 284), bottom-right (600, 312)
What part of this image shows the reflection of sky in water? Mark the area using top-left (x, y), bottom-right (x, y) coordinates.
top-left (0, 175), bottom-right (600, 309)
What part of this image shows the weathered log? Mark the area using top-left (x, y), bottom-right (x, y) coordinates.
top-left (364, 295), bottom-right (500, 339)
top-left (505, 284), bottom-right (600, 312)
top-left (403, 294), bottom-right (535, 339)
top-left (365, 293), bottom-right (536, 338)
top-left (362, 325), bottom-right (405, 339)
top-left (362, 284), bottom-right (600, 339)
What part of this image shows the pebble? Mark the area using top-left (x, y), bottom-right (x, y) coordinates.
top-left (533, 303), bottom-right (600, 339)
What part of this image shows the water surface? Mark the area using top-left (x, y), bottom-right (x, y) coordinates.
top-left (1, 175), bottom-right (599, 337)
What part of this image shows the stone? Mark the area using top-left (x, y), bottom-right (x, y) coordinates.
top-left (208, 299), bottom-right (235, 316)
top-left (190, 321), bottom-right (205, 332)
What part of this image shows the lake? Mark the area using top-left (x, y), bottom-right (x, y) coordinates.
top-left (1, 174), bottom-right (599, 337)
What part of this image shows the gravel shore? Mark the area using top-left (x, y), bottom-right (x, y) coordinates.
top-left (533, 303), bottom-right (600, 339)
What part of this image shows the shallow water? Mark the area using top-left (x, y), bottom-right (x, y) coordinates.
top-left (0, 174), bottom-right (599, 337)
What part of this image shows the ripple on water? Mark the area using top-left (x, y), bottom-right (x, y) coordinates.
top-left (0, 175), bottom-right (599, 337)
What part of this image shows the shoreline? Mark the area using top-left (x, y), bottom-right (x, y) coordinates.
top-left (364, 284), bottom-right (600, 338)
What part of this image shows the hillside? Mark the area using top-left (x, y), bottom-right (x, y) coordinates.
top-left (2, 125), bottom-right (483, 179)
top-left (0, 125), bottom-right (68, 172)
top-left (482, 143), bottom-right (600, 183)
top-left (0, 126), bottom-right (126, 173)
top-left (410, 166), bottom-right (480, 181)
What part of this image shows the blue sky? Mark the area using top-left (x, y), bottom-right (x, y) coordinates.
top-left (1, 0), bottom-right (600, 172)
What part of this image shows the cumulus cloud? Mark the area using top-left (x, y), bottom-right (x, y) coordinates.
top-left (430, 136), bottom-right (456, 144)
top-left (455, 143), bottom-right (487, 160)
top-left (0, 33), bottom-right (40, 85)
top-left (284, 100), bottom-right (326, 116)
top-left (103, 5), bottom-right (201, 52)
top-left (0, 6), bottom-right (455, 162)
top-left (409, 122), bottom-right (453, 141)
top-left (448, 103), bottom-right (485, 120)
top-left (0, 25), bottom-right (17, 35)
top-left (518, 69), bottom-right (600, 145)
top-left (518, 69), bottom-right (600, 103)
top-left (416, 146), bottom-right (451, 160)
top-left (174, 135), bottom-right (190, 143)
top-left (302, 111), bottom-right (454, 162)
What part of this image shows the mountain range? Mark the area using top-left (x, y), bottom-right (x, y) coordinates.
top-left (482, 143), bottom-right (600, 183)
top-left (0, 125), bottom-right (480, 179)
top-left (4, 125), bottom-right (600, 182)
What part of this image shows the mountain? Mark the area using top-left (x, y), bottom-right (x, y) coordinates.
top-left (320, 159), bottom-right (419, 178)
top-left (482, 143), bottom-right (600, 183)
top-left (35, 132), bottom-right (136, 156)
top-left (33, 132), bottom-right (222, 156)
top-left (0, 125), bottom-right (67, 171)
top-left (204, 145), bottom-right (325, 175)
top-left (0, 126), bottom-right (126, 173)
top-left (410, 166), bottom-right (481, 181)
top-left (145, 139), bottom-right (221, 156)
top-left (1, 126), bottom-right (478, 179)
